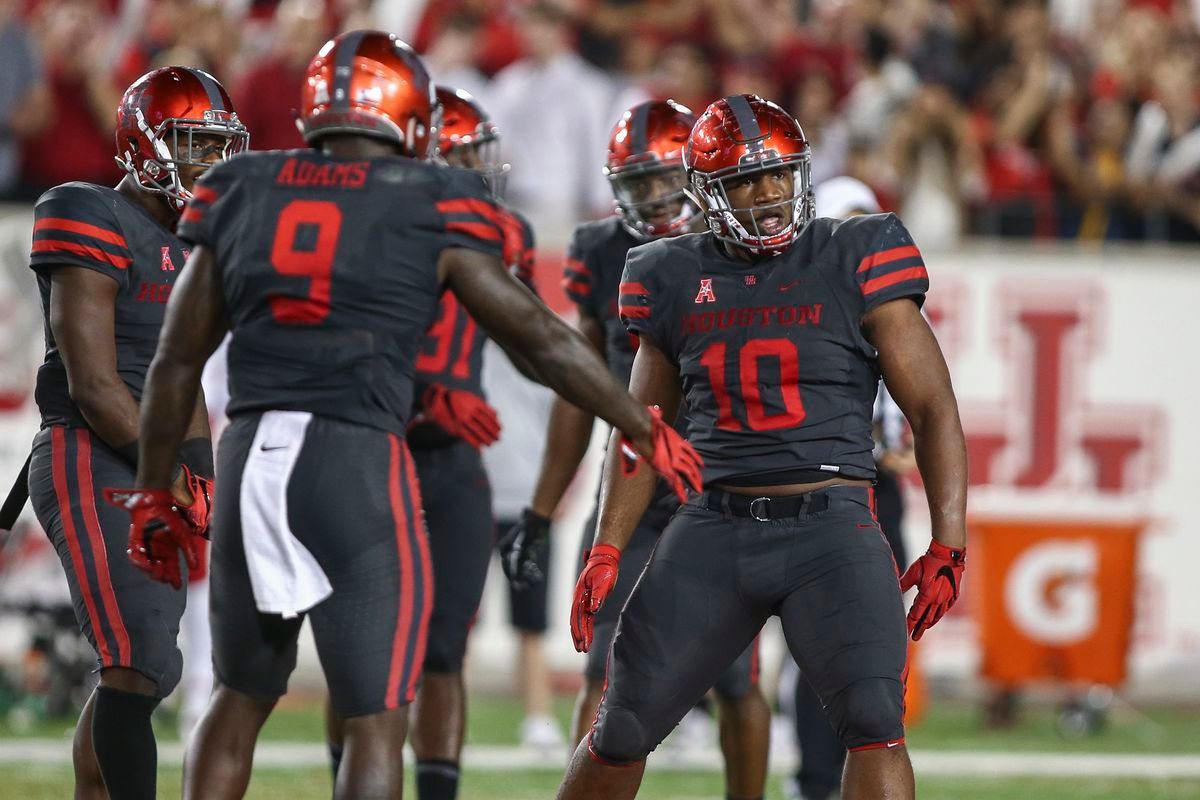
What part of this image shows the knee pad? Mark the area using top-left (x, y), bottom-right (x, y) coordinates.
top-left (827, 677), bottom-right (904, 751)
top-left (422, 623), bottom-right (468, 674)
top-left (590, 705), bottom-right (653, 764)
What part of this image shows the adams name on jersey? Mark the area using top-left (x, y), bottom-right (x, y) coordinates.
top-left (619, 212), bottom-right (928, 486)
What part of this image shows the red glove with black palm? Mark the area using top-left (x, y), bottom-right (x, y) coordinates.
top-left (900, 540), bottom-right (966, 641)
top-left (177, 464), bottom-right (214, 537)
top-left (618, 406), bottom-right (703, 502)
top-left (570, 544), bottom-right (621, 653)
top-left (422, 383), bottom-right (501, 449)
top-left (103, 488), bottom-right (201, 590)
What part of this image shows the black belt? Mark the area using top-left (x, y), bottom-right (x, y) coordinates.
top-left (701, 487), bottom-right (838, 521)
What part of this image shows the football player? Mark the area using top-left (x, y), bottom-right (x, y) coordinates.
top-left (116, 31), bottom-right (701, 800)
top-left (323, 85), bottom-right (539, 800)
top-left (500, 99), bottom-right (771, 800)
top-left (23, 67), bottom-right (246, 798)
top-left (556, 95), bottom-right (968, 800)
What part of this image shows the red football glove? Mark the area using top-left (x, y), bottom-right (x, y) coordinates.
top-left (618, 406), bottom-right (704, 502)
top-left (177, 464), bottom-right (214, 537)
top-left (570, 544), bottom-right (621, 653)
top-left (422, 384), bottom-right (501, 449)
top-left (103, 488), bottom-right (200, 590)
top-left (899, 540), bottom-right (966, 641)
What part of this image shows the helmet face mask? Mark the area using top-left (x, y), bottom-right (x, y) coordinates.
top-left (119, 112), bottom-right (248, 209)
top-left (688, 155), bottom-right (813, 256)
top-left (608, 161), bottom-right (694, 239)
top-left (439, 128), bottom-right (509, 198)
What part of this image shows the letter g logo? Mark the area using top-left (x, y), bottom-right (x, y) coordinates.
top-left (1005, 540), bottom-right (1099, 644)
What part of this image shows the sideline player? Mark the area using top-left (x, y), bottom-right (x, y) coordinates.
top-left (116, 32), bottom-right (701, 800)
top-left (24, 67), bottom-right (246, 798)
top-left (323, 85), bottom-right (539, 800)
top-left (500, 99), bottom-right (771, 800)
top-left (556, 95), bottom-right (968, 800)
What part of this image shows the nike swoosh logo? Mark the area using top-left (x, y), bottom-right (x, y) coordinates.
top-left (778, 281), bottom-right (801, 291)
top-left (260, 444), bottom-right (287, 452)
top-left (887, 742), bottom-right (901, 748)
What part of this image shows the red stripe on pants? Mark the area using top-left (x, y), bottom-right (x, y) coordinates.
top-left (75, 430), bottom-right (132, 666)
top-left (750, 635), bottom-right (761, 684)
top-left (401, 443), bottom-right (433, 703)
top-left (385, 434), bottom-right (416, 709)
top-left (50, 428), bottom-right (113, 665)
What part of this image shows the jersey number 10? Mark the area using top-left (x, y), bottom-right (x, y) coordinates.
top-left (700, 339), bottom-right (807, 431)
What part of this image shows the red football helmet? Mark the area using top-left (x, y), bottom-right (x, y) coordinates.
top-left (435, 86), bottom-right (509, 195)
top-left (115, 67), bottom-right (248, 210)
top-left (684, 94), bottom-right (813, 255)
top-left (300, 30), bottom-right (437, 157)
top-left (604, 99), bottom-right (697, 240)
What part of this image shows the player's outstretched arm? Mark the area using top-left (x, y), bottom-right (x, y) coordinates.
top-left (134, 246), bottom-right (229, 491)
top-left (864, 297), bottom-right (968, 639)
top-left (528, 310), bottom-right (606, 518)
top-left (570, 338), bottom-right (684, 652)
top-left (49, 267), bottom-right (143, 460)
top-left (593, 338), bottom-right (683, 551)
top-left (498, 311), bottom-right (606, 589)
top-left (441, 246), bottom-right (695, 485)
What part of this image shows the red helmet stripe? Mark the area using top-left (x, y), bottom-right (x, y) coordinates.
top-left (331, 30), bottom-right (369, 112)
top-left (724, 94), bottom-right (762, 141)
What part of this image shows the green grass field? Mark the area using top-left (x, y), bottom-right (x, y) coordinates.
top-left (3, 694), bottom-right (1199, 798)
top-left (3, 766), bottom-right (1199, 800)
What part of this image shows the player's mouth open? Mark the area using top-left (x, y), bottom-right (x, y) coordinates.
top-left (757, 211), bottom-right (786, 235)
top-left (646, 206), bottom-right (670, 225)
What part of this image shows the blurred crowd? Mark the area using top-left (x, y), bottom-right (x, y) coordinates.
top-left (2, 0), bottom-right (1199, 246)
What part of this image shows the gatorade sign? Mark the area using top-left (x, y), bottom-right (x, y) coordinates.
top-left (972, 519), bottom-right (1143, 686)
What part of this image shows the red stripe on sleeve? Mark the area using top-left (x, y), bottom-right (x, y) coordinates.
top-left (385, 433), bottom-right (414, 710)
top-left (32, 240), bottom-right (132, 269)
top-left (619, 304), bottom-right (651, 319)
top-left (192, 185), bottom-right (218, 204)
top-left (444, 220), bottom-right (502, 242)
top-left (565, 257), bottom-right (592, 277)
top-left (619, 281), bottom-right (648, 296)
top-left (563, 279), bottom-right (591, 297)
top-left (34, 218), bottom-right (127, 248)
top-left (437, 197), bottom-right (506, 228)
top-left (180, 205), bottom-right (204, 225)
top-left (860, 266), bottom-right (928, 296)
top-left (856, 245), bottom-right (922, 274)
top-left (75, 430), bottom-right (131, 667)
top-left (50, 427), bottom-right (113, 666)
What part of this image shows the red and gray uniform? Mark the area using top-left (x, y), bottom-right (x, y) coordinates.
top-left (564, 217), bottom-right (759, 694)
top-left (26, 182), bottom-right (193, 696)
top-left (177, 150), bottom-right (508, 716)
top-left (410, 208), bottom-right (537, 675)
top-left (588, 214), bottom-right (927, 762)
